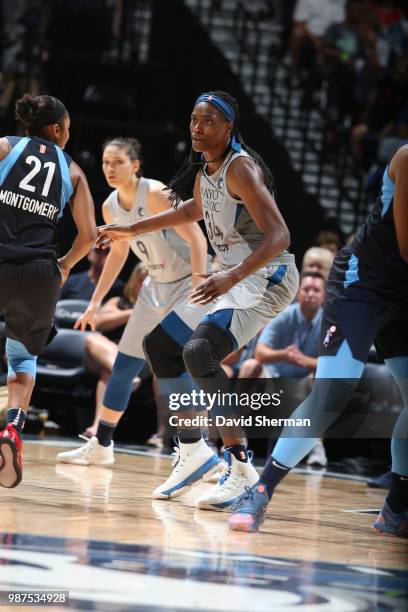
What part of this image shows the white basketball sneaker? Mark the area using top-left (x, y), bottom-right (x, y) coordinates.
top-left (152, 438), bottom-right (220, 499)
top-left (306, 440), bottom-right (328, 467)
top-left (195, 450), bottom-right (259, 511)
top-left (203, 460), bottom-right (227, 483)
top-left (56, 436), bottom-right (114, 466)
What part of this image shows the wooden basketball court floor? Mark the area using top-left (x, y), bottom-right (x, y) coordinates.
top-left (0, 440), bottom-right (407, 611)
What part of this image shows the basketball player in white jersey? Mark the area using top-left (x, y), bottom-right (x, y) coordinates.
top-left (57, 137), bottom-right (207, 465)
top-left (98, 92), bottom-right (299, 510)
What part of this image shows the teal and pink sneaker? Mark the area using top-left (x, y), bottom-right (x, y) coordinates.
top-left (372, 501), bottom-right (408, 539)
top-left (228, 483), bottom-right (269, 532)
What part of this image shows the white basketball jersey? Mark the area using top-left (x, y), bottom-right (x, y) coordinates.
top-left (108, 178), bottom-right (191, 283)
top-left (200, 151), bottom-right (294, 272)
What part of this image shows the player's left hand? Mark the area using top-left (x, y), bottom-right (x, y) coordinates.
top-left (190, 271), bottom-right (235, 305)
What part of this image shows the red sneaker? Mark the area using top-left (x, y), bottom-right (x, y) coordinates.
top-left (0, 424), bottom-right (23, 488)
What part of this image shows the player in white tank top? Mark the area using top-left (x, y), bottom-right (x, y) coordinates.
top-left (107, 177), bottom-right (191, 283)
top-left (98, 92), bottom-right (299, 510)
top-left (56, 137), bottom-right (207, 467)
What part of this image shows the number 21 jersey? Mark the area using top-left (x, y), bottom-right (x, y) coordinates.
top-left (0, 136), bottom-right (73, 261)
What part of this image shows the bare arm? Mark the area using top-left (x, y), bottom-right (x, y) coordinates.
top-left (292, 21), bottom-right (322, 49)
top-left (389, 146), bottom-right (408, 263)
top-left (0, 138), bottom-right (11, 161)
top-left (191, 157), bottom-right (290, 304)
top-left (89, 202), bottom-right (130, 304)
top-left (255, 342), bottom-right (317, 371)
top-left (94, 297), bottom-right (132, 332)
top-left (177, 222), bottom-right (208, 287)
top-left (58, 161), bottom-right (97, 281)
top-left (147, 180), bottom-right (207, 286)
top-left (221, 349), bottom-right (242, 366)
top-left (255, 343), bottom-right (292, 364)
top-left (74, 201), bottom-right (130, 331)
top-left (286, 346), bottom-right (317, 371)
top-left (96, 177), bottom-right (203, 247)
top-left (297, 354), bottom-right (317, 370)
top-left (227, 157), bottom-right (290, 282)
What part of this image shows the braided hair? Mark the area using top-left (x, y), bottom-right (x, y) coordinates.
top-left (167, 90), bottom-right (275, 207)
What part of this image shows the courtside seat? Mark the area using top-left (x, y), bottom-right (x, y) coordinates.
top-left (34, 329), bottom-right (96, 435)
top-left (362, 362), bottom-right (402, 413)
top-left (54, 299), bottom-right (89, 329)
top-left (36, 328), bottom-right (90, 389)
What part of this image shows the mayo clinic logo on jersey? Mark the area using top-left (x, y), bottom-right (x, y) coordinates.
top-left (39, 144), bottom-right (46, 154)
top-left (323, 325), bottom-right (336, 347)
top-left (201, 187), bottom-right (220, 212)
top-left (201, 187), bottom-right (220, 201)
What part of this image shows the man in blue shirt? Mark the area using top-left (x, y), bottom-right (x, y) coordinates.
top-left (255, 271), bottom-right (325, 378)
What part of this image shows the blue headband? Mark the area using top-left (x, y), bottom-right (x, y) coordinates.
top-left (195, 93), bottom-right (241, 153)
top-left (195, 93), bottom-right (236, 121)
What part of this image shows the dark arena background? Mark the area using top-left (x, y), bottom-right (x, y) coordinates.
top-left (0, 1), bottom-right (407, 610)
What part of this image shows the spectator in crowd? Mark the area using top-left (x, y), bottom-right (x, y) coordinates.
top-left (290, 0), bottom-right (347, 79)
top-left (44, 0), bottom-right (113, 113)
top-left (60, 246), bottom-right (124, 301)
top-left (347, 2), bottom-right (407, 166)
top-left (314, 229), bottom-right (343, 254)
top-left (351, 87), bottom-right (405, 166)
top-left (220, 337), bottom-right (260, 379)
top-left (252, 271), bottom-right (325, 378)
top-left (0, 0), bottom-right (49, 123)
top-left (301, 246), bottom-right (334, 280)
top-left (346, 232), bottom-right (356, 245)
top-left (317, 1), bottom-right (380, 143)
top-left (239, 271), bottom-right (327, 466)
top-left (354, 99), bottom-right (408, 201)
top-left (83, 262), bottom-right (147, 438)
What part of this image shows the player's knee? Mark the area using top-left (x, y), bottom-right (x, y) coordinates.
top-left (6, 338), bottom-right (37, 379)
top-left (143, 325), bottom-right (185, 378)
top-left (183, 338), bottom-right (216, 379)
top-left (103, 352), bottom-right (144, 411)
top-left (183, 322), bottom-right (234, 379)
top-left (111, 352), bottom-right (144, 380)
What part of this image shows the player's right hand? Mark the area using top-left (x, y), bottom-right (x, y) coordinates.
top-left (96, 224), bottom-right (137, 249)
top-left (74, 302), bottom-right (100, 332)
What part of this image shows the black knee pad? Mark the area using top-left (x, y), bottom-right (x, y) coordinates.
top-left (183, 324), bottom-right (233, 379)
top-left (183, 338), bottom-right (216, 379)
top-left (143, 325), bottom-right (185, 378)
